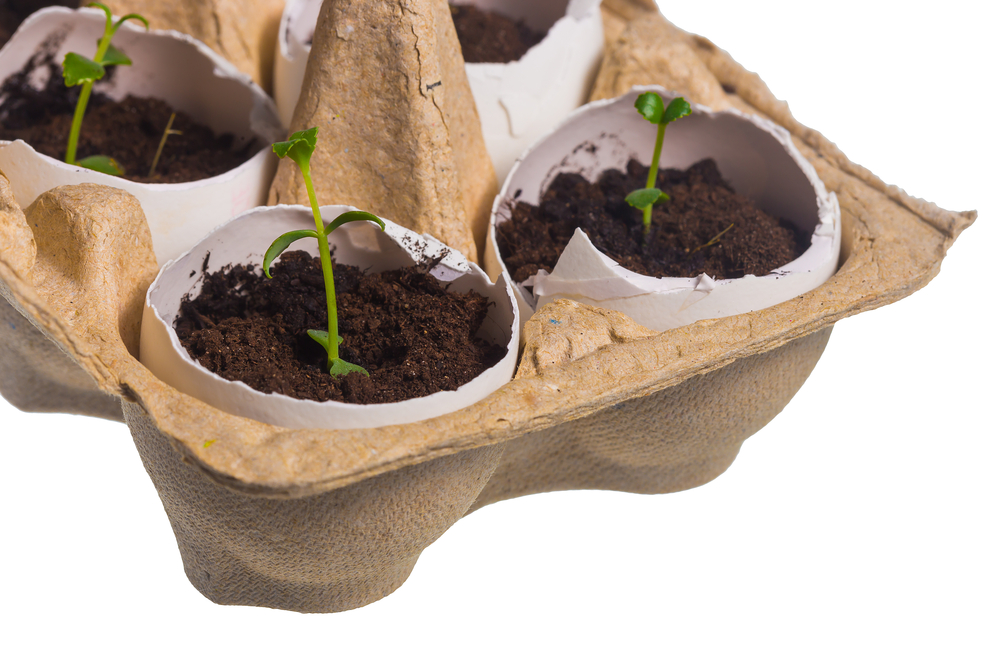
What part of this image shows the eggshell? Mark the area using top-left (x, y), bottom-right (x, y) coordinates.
top-left (0, 6), bottom-right (286, 266)
top-left (486, 85), bottom-right (841, 331)
top-left (140, 205), bottom-right (519, 430)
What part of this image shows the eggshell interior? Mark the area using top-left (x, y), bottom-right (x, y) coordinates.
top-left (485, 85), bottom-right (841, 332)
top-left (140, 205), bottom-right (520, 430)
top-left (0, 7), bottom-right (286, 266)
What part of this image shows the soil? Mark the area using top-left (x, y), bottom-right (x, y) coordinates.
top-left (174, 250), bottom-right (507, 404)
top-left (0, 50), bottom-right (254, 183)
top-left (450, 3), bottom-right (546, 63)
top-left (496, 158), bottom-right (812, 282)
top-left (0, 1), bottom-right (76, 50)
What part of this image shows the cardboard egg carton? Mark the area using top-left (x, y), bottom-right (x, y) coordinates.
top-left (0, 0), bottom-right (975, 612)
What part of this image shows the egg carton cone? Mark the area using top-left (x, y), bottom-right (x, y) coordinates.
top-left (0, 0), bottom-right (976, 612)
top-left (101, 0), bottom-right (285, 92)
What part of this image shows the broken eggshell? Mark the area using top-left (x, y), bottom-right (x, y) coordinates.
top-left (485, 85), bottom-right (842, 331)
top-left (272, 0), bottom-right (603, 184)
top-left (140, 205), bottom-right (520, 430)
top-left (0, 6), bottom-right (286, 266)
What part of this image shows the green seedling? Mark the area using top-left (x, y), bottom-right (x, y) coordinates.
top-left (624, 92), bottom-right (692, 236)
top-left (264, 127), bottom-right (385, 378)
top-left (62, 2), bottom-right (148, 174)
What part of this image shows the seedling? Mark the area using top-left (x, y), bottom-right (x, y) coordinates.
top-left (625, 92), bottom-right (692, 236)
top-left (62, 2), bottom-right (148, 175)
top-left (263, 127), bottom-right (385, 378)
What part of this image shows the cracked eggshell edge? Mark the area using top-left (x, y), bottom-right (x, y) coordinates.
top-left (485, 85), bottom-right (841, 332)
top-left (140, 205), bottom-right (520, 431)
top-left (272, 0), bottom-right (604, 184)
top-left (0, 6), bottom-right (286, 266)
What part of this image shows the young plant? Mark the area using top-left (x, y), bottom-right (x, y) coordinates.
top-left (263, 127), bottom-right (385, 378)
top-left (624, 92), bottom-right (692, 236)
top-left (62, 2), bottom-right (148, 175)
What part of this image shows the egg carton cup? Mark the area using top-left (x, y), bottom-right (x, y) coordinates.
top-left (0, 3), bottom-right (975, 612)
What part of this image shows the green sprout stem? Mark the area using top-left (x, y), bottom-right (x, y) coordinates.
top-left (63, 3), bottom-right (148, 172)
top-left (301, 163), bottom-right (342, 372)
top-left (641, 121), bottom-right (668, 232)
top-left (624, 92), bottom-right (692, 238)
top-left (64, 37), bottom-right (108, 165)
top-left (265, 127), bottom-right (385, 378)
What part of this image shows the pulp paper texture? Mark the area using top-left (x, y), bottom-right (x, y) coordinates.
top-left (0, 0), bottom-right (977, 612)
top-left (141, 206), bottom-right (519, 430)
top-left (590, 10), bottom-right (732, 108)
top-left (269, 0), bottom-right (495, 263)
top-left (102, 0), bottom-right (285, 92)
top-left (0, 7), bottom-right (285, 266)
top-left (272, 0), bottom-right (604, 186)
top-left (488, 86), bottom-right (841, 331)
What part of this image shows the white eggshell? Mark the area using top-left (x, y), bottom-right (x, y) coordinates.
top-left (0, 7), bottom-right (286, 266)
top-left (140, 205), bottom-right (520, 430)
top-left (486, 85), bottom-right (842, 332)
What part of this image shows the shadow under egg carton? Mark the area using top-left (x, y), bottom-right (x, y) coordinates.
top-left (0, 0), bottom-right (975, 612)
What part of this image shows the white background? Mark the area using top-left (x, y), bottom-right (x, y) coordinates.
top-left (1, 1), bottom-right (996, 664)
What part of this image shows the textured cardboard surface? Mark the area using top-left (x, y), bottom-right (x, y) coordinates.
top-left (268, 0), bottom-right (495, 263)
top-left (0, 0), bottom-right (976, 611)
top-left (0, 1), bottom-right (975, 500)
top-left (101, 0), bottom-right (285, 93)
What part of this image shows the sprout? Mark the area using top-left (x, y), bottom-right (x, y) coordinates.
top-left (624, 92), bottom-right (692, 236)
top-left (62, 2), bottom-right (148, 174)
top-left (264, 127), bottom-right (385, 378)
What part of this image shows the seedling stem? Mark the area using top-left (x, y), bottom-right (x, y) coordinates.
top-left (264, 128), bottom-right (385, 377)
top-left (63, 3), bottom-right (148, 174)
top-left (625, 92), bottom-right (692, 237)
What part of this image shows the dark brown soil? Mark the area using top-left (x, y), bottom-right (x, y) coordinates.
top-left (450, 3), bottom-right (546, 63)
top-left (497, 158), bottom-right (812, 282)
top-left (0, 1), bottom-right (76, 50)
top-left (0, 50), bottom-right (254, 183)
top-left (174, 250), bottom-right (507, 404)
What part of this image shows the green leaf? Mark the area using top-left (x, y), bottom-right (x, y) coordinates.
top-left (100, 42), bottom-right (131, 67)
top-left (625, 188), bottom-right (669, 209)
top-left (77, 154), bottom-right (123, 175)
top-left (62, 52), bottom-right (105, 87)
top-left (272, 127), bottom-right (319, 171)
top-left (634, 92), bottom-right (664, 125)
top-left (328, 358), bottom-right (370, 378)
top-left (263, 229), bottom-right (319, 278)
top-left (663, 97), bottom-right (692, 125)
top-left (323, 210), bottom-right (386, 236)
top-left (306, 330), bottom-right (345, 350)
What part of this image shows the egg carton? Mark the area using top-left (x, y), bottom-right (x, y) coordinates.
top-left (0, 0), bottom-right (975, 612)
